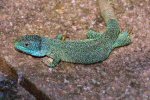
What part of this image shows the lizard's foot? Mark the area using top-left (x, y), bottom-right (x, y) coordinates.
top-left (42, 57), bottom-right (61, 68)
top-left (42, 57), bottom-right (53, 67)
top-left (113, 31), bottom-right (132, 48)
top-left (55, 34), bottom-right (68, 41)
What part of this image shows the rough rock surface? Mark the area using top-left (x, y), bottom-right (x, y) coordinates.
top-left (0, 0), bottom-right (150, 100)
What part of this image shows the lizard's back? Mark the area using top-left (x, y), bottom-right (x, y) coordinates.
top-left (54, 35), bottom-right (113, 64)
top-left (55, 19), bottom-right (120, 64)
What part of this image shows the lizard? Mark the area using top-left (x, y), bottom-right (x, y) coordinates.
top-left (14, 0), bottom-right (131, 68)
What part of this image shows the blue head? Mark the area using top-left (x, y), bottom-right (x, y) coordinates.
top-left (15, 35), bottom-right (49, 57)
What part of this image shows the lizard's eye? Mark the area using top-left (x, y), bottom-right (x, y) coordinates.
top-left (25, 43), bottom-right (29, 47)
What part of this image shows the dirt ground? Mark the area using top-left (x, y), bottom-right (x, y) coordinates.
top-left (0, 0), bottom-right (150, 100)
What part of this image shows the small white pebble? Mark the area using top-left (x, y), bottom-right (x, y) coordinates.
top-left (64, 78), bottom-right (69, 84)
top-left (83, 86), bottom-right (91, 91)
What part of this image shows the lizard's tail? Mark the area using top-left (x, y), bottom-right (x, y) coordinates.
top-left (97, 0), bottom-right (120, 43)
top-left (97, 0), bottom-right (116, 22)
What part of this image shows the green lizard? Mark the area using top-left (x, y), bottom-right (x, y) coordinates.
top-left (14, 0), bottom-right (131, 68)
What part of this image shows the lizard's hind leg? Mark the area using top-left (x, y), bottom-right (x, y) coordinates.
top-left (113, 31), bottom-right (131, 48)
top-left (87, 30), bottom-right (103, 39)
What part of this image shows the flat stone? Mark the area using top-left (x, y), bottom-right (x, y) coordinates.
top-left (0, 0), bottom-right (150, 100)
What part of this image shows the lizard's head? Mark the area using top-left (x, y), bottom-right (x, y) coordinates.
top-left (15, 35), bottom-right (48, 57)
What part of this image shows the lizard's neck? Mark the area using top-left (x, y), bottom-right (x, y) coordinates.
top-left (41, 37), bottom-right (62, 55)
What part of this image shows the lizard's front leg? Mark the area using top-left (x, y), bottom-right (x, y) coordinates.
top-left (87, 30), bottom-right (103, 39)
top-left (42, 56), bottom-right (61, 68)
top-left (55, 34), bottom-right (67, 41)
top-left (55, 34), bottom-right (63, 40)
